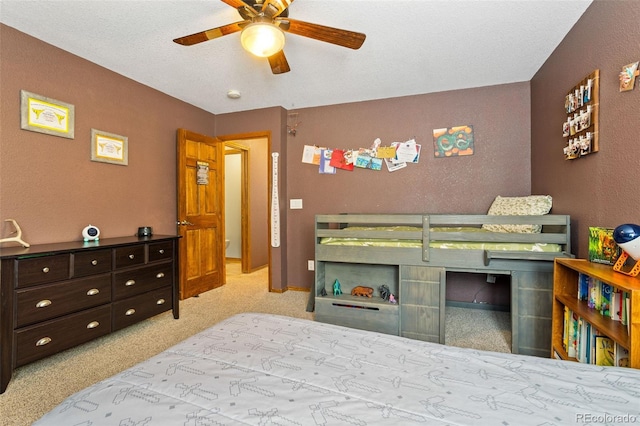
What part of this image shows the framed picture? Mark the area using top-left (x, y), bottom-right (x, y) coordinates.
top-left (433, 125), bottom-right (474, 157)
top-left (20, 90), bottom-right (75, 139)
top-left (91, 129), bottom-right (128, 166)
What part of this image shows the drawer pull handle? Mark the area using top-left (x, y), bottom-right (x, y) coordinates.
top-left (86, 321), bottom-right (100, 329)
top-left (42, 267), bottom-right (50, 273)
top-left (159, 249), bottom-right (165, 254)
top-left (156, 272), bottom-right (165, 279)
top-left (36, 337), bottom-right (52, 347)
top-left (36, 299), bottom-right (52, 308)
top-left (125, 280), bottom-right (136, 286)
top-left (87, 288), bottom-right (100, 296)
top-left (125, 308), bottom-right (136, 316)
top-left (91, 260), bottom-right (98, 266)
top-left (128, 254), bottom-right (135, 259)
top-left (157, 298), bottom-right (166, 305)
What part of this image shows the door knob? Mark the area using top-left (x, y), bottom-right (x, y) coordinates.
top-left (177, 220), bottom-right (194, 226)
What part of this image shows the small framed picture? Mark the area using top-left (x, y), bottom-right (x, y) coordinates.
top-left (20, 90), bottom-right (75, 139)
top-left (91, 128), bottom-right (128, 166)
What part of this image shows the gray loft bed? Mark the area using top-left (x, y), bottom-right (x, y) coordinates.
top-left (313, 213), bottom-right (572, 357)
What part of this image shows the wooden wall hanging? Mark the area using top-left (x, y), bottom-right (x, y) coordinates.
top-left (562, 69), bottom-right (599, 160)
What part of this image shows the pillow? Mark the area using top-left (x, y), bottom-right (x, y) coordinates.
top-left (482, 195), bottom-right (552, 233)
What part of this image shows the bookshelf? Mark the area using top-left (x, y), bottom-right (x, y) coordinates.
top-left (552, 258), bottom-right (639, 368)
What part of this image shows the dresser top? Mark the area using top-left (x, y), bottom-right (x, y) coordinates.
top-left (0, 235), bottom-right (180, 259)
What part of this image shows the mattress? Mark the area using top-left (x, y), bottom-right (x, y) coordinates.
top-left (35, 313), bottom-right (640, 425)
top-left (319, 226), bottom-right (562, 252)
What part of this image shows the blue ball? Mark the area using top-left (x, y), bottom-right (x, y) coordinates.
top-left (613, 223), bottom-right (640, 244)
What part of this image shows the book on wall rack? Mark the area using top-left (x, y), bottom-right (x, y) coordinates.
top-left (588, 227), bottom-right (622, 265)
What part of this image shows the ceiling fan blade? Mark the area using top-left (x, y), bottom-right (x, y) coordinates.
top-left (173, 21), bottom-right (246, 46)
top-left (282, 18), bottom-right (365, 50)
top-left (261, 0), bottom-right (293, 18)
top-left (268, 50), bottom-right (290, 74)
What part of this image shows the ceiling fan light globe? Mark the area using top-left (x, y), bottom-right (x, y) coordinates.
top-left (240, 22), bottom-right (285, 58)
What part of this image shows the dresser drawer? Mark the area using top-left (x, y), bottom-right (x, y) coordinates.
top-left (148, 241), bottom-right (174, 263)
top-left (15, 305), bottom-right (112, 367)
top-left (73, 249), bottom-right (112, 277)
top-left (16, 274), bottom-right (112, 328)
top-left (112, 287), bottom-right (172, 331)
top-left (113, 262), bottom-right (173, 300)
top-left (114, 245), bottom-right (145, 269)
top-left (16, 254), bottom-right (70, 288)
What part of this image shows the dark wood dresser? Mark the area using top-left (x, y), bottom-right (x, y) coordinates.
top-left (0, 235), bottom-right (180, 394)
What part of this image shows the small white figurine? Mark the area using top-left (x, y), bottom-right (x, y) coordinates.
top-left (0, 219), bottom-right (30, 248)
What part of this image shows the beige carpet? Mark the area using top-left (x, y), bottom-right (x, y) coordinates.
top-left (0, 263), bottom-right (510, 425)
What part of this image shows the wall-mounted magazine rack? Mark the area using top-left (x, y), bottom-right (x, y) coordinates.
top-left (562, 69), bottom-right (599, 160)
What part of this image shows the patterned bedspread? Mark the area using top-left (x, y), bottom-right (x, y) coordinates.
top-left (35, 313), bottom-right (640, 425)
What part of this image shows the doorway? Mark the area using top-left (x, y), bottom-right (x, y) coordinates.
top-left (225, 142), bottom-right (249, 273)
top-left (220, 133), bottom-right (270, 286)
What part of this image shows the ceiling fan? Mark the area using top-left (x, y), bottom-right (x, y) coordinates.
top-left (173, 0), bottom-right (366, 74)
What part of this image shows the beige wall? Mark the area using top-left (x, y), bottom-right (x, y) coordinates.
top-left (0, 24), bottom-right (216, 243)
top-left (531, 0), bottom-right (640, 260)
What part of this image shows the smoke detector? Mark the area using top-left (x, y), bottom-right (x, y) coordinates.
top-left (227, 90), bottom-right (241, 99)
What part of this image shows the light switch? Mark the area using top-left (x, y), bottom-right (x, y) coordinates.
top-left (290, 199), bottom-right (303, 209)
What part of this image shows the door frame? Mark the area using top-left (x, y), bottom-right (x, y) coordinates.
top-left (218, 131), bottom-right (271, 289)
top-left (224, 141), bottom-right (250, 273)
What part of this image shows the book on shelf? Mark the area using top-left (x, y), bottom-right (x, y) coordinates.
top-left (568, 310), bottom-right (579, 358)
top-left (578, 273), bottom-right (589, 301)
top-left (588, 226), bottom-right (622, 265)
top-left (561, 307), bottom-right (630, 367)
top-left (587, 276), bottom-right (601, 310)
top-left (611, 289), bottom-right (621, 321)
top-left (576, 274), bottom-right (630, 325)
top-left (626, 297), bottom-right (631, 335)
top-left (594, 335), bottom-right (615, 366)
top-left (577, 318), bottom-right (590, 363)
top-left (615, 343), bottom-right (630, 368)
top-left (600, 283), bottom-right (612, 317)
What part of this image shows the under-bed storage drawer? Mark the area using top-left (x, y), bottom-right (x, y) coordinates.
top-left (315, 298), bottom-right (399, 334)
top-left (112, 286), bottom-right (172, 331)
top-left (15, 305), bottom-right (112, 367)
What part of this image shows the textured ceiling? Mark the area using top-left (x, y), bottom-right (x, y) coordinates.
top-left (0, 0), bottom-right (593, 114)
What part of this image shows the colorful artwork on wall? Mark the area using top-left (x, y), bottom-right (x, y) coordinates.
top-left (433, 125), bottom-right (474, 158)
top-left (619, 61), bottom-right (639, 92)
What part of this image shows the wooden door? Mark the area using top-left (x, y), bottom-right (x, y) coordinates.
top-left (177, 129), bottom-right (225, 299)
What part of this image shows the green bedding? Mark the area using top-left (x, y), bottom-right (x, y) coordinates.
top-left (319, 226), bottom-right (562, 252)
